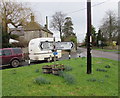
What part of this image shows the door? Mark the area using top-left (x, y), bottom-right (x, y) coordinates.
top-left (2, 49), bottom-right (12, 65)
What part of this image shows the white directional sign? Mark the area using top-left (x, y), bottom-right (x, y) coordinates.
top-left (55, 42), bottom-right (73, 50)
top-left (40, 42), bottom-right (74, 50)
top-left (40, 42), bottom-right (53, 50)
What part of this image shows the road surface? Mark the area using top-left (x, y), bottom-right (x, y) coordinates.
top-left (1, 47), bottom-right (119, 70)
top-left (77, 47), bottom-right (119, 61)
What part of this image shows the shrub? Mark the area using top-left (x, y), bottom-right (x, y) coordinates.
top-left (105, 65), bottom-right (111, 68)
top-left (64, 65), bottom-right (72, 71)
top-left (58, 71), bottom-right (76, 84)
top-left (96, 68), bottom-right (107, 72)
top-left (63, 73), bottom-right (76, 84)
top-left (58, 71), bottom-right (65, 77)
top-left (105, 75), bottom-right (110, 78)
top-left (80, 64), bottom-right (84, 67)
top-left (81, 57), bottom-right (86, 59)
top-left (11, 69), bottom-right (17, 74)
top-left (87, 78), bottom-right (97, 82)
top-left (34, 77), bottom-right (51, 85)
top-left (35, 69), bottom-right (39, 73)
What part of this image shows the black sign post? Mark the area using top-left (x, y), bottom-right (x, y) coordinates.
top-left (53, 37), bottom-right (56, 63)
top-left (87, 0), bottom-right (92, 74)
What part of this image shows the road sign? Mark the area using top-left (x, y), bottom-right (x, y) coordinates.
top-left (53, 52), bottom-right (58, 55)
top-left (40, 42), bottom-right (74, 50)
top-left (40, 42), bottom-right (53, 50)
top-left (55, 42), bottom-right (74, 50)
top-left (98, 40), bottom-right (102, 45)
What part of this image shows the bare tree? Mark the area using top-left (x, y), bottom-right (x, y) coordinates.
top-left (50, 11), bottom-right (66, 39)
top-left (0, 0), bottom-right (33, 47)
top-left (0, 0), bottom-right (32, 34)
top-left (100, 10), bottom-right (118, 44)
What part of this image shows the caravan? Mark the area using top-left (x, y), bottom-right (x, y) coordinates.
top-left (28, 38), bottom-right (62, 62)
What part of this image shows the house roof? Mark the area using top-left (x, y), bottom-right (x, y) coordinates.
top-left (23, 21), bottom-right (42, 31)
top-left (10, 14), bottom-right (53, 35)
top-left (23, 21), bottom-right (53, 34)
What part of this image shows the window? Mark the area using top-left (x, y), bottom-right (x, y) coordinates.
top-left (3, 49), bottom-right (12, 56)
top-left (13, 49), bottom-right (22, 54)
top-left (0, 50), bottom-right (2, 56)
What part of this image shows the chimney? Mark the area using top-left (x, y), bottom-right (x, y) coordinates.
top-left (46, 16), bottom-right (48, 29)
top-left (31, 13), bottom-right (34, 22)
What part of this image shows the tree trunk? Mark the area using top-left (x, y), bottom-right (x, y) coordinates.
top-left (2, 17), bottom-right (10, 48)
top-left (59, 28), bottom-right (62, 40)
top-left (109, 15), bottom-right (112, 45)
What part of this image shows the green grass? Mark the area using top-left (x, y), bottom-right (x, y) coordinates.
top-left (1, 57), bottom-right (118, 96)
top-left (93, 48), bottom-right (119, 52)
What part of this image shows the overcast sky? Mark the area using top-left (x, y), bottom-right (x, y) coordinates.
top-left (16, 0), bottom-right (119, 42)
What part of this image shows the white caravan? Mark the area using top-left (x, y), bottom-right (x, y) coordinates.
top-left (28, 38), bottom-right (62, 62)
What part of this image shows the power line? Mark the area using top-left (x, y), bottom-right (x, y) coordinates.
top-left (67, 0), bottom-right (109, 14)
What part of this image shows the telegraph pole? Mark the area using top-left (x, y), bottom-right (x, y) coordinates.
top-left (87, 0), bottom-right (92, 74)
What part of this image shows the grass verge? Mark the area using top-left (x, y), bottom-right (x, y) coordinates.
top-left (1, 57), bottom-right (118, 96)
top-left (93, 48), bottom-right (119, 52)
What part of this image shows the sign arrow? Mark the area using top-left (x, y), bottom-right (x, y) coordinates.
top-left (40, 42), bottom-right (74, 50)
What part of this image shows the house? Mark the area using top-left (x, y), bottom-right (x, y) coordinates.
top-left (23, 15), bottom-right (53, 42)
top-left (10, 14), bottom-right (53, 42)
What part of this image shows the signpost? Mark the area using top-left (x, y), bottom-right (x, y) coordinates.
top-left (40, 42), bottom-right (74, 50)
top-left (55, 42), bottom-right (73, 50)
top-left (40, 42), bottom-right (53, 50)
top-left (40, 40), bottom-right (74, 62)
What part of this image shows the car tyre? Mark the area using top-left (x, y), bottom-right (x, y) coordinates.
top-left (11, 59), bottom-right (20, 67)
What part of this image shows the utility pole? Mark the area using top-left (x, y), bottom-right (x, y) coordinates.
top-left (87, 0), bottom-right (92, 74)
top-left (118, 1), bottom-right (120, 46)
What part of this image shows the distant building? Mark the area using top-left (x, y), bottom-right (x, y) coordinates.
top-left (10, 14), bottom-right (53, 42)
top-left (24, 15), bottom-right (53, 42)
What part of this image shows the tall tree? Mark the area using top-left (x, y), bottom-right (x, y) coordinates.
top-left (62, 17), bottom-right (74, 37)
top-left (0, 0), bottom-right (32, 47)
top-left (50, 11), bottom-right (66, 39)
top-left (84, 25), bottom-right (97, 46)
top-left (91, 26), bottom-right (97, 46)
top-left (100, 10), bottom-right (118, 44)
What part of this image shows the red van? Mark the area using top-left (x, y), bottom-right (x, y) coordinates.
top-left (0, 48), bottom-right (24, 67)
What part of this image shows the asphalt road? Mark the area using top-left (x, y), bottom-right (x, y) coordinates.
top-left (77, 47), bottom-right (119, 61)
top-left (0, 47), bottom-right (119, 70)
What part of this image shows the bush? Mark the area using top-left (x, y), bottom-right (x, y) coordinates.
top-left (64, 65), bottom-right (73, 71)
top-left (35, 69), bottom-right (39, 73)
top-left (63, 73), bottom-right (76, 84)
top-left (58, 71), bottom-right (65, 77)
top-left (34, 77), bottom-right (51, 85)
top-left (105, 65), bottom-right (111, 68)
top-left (58, 71), bottom-right (76, 84)
top-left (82, 57), bottom-right (86, 59)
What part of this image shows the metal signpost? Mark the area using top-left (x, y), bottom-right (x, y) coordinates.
top-left (40, 39), bottom-right (74, 62)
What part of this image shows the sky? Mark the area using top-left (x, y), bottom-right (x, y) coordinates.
top-left (14, 0), bottom-right (119, 42)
